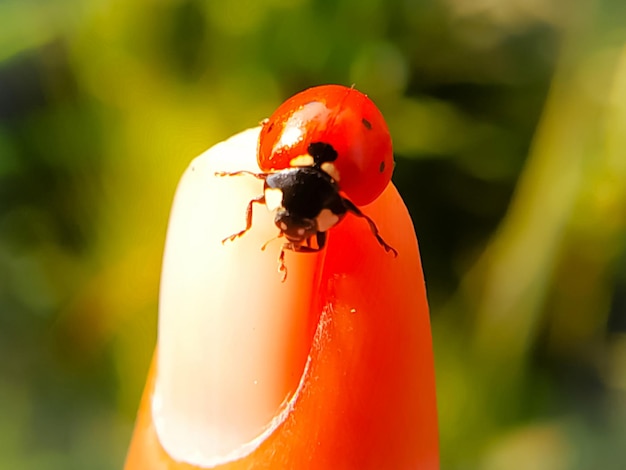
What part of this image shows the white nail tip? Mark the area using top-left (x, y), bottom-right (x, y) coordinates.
top-left (152, 353), bottom-right (312, 467)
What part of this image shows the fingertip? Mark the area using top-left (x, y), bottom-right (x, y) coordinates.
top-left (127, 130), bottom-right (438, 469)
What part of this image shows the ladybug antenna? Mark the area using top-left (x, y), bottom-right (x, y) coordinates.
top-left (261, 232), bottom-right (283, 251)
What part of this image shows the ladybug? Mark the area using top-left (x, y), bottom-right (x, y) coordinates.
top-left (217, 84), bottom-right (397, 281)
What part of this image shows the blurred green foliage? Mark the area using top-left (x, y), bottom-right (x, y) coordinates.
top-left (1, 0), bottom-right (625, 468)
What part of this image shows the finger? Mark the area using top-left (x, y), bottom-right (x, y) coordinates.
top-left (125, 128), bottom-right (438, 469)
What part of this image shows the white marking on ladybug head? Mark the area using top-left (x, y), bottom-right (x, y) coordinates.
top-left (321, 162), bottom-right (340, 182)
top-left (289, 154), bottom-right (315, 167)
top-left (316, 208), bottom-right (340, 233)
top-left (280, 222), bottom-right (288, 231)
top-left (297, 228), bottom-right (305, 236)
top-left (264, 188), bottom-right (284, 212)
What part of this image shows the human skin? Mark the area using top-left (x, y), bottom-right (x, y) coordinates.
top-left (125, 128), bottom-right (439, 469)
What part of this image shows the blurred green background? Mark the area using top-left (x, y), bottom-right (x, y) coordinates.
top-left (1, 0), bottom-right (626, 468)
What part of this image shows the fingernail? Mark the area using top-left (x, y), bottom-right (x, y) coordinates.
top-left (152, 128), bottom-right (325, 467)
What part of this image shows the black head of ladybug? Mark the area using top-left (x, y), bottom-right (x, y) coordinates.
top-left (263, 166), bottom-right (347, 249)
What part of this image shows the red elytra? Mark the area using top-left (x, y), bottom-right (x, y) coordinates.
top-left (257, 84), bottom-right (394, 207)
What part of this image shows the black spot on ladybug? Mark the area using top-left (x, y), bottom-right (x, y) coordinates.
top-left (379, 161), bottom-right (385, 173)
top-left (308, 142), bottom-right (338, 164)
top-left (362, 118), bottom-right (372, 130)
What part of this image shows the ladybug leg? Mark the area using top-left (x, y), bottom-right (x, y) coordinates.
top-left (215, 170), bottom-right (269, 180)
top-left (278, 235), bottom-right (326, 281)
top-left (302, 236), bottom-right (316, 250)
top-left (292, 232), bottom-right (325, 253)
top-left (342, 198), bottom-right (398, 257)
top-left (278, 245), bottom-right (288, 282)
top-left (316, 231), bottom-right (327, 250)
top-left (222, 194), bottom-right (266, 243)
